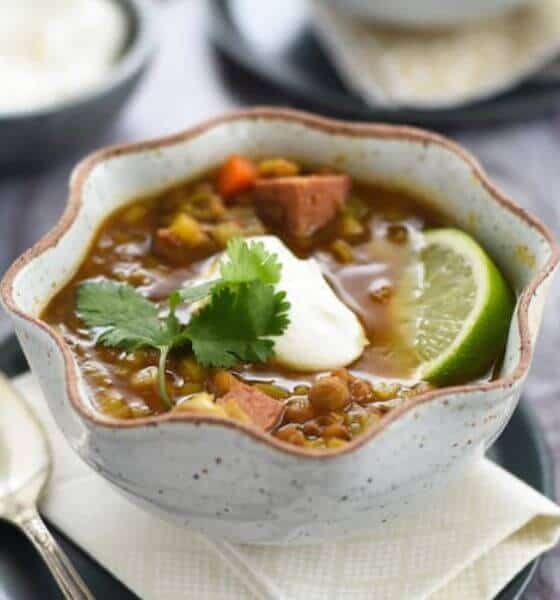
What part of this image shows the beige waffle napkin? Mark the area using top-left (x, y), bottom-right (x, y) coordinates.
top-left (313, 0), bottom-right (560, 108)
top-left (11, 373), bottom-right (560, 600)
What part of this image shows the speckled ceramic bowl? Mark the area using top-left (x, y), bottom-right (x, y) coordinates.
top-left (1, 109), bottom-right (558, 545)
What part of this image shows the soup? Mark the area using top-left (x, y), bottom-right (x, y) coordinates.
top-left (42, 155), bottom-right (513, 449)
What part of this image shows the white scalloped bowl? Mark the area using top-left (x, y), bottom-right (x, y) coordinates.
top-left (1, 109), bottom-right (558, 545)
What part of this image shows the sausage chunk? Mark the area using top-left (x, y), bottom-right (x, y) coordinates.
top-left (217, 381), bottom-right (283, 431)
top-left (253, 174), bottom-right (350, 237)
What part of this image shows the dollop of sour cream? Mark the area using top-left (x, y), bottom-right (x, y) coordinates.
top-left (193, 236), bottom-right (368, 372)
top-left (0, 0), bottom-right (127, 113)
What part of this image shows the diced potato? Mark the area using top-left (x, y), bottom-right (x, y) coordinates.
top-left (122, 204), bottom-right (148, 224)
top-left (82, 361), bottom-right (112, 387)
top-left (228, 205), bottom-right (256, 221)
top-left (329, 239), bottom-right (354, 263)
top-left (349, 421), bottom-right (362, 435)
top-left (338, 214), bottom-right (364, 237)
top-left (364, 412), bottom-right (383, 428)
top-left (129, 366), bottom-right (158, 390)
top-left (257, 158), bottom-right (300, 178)
top-left (253, 382), bottom-right (290, 400)
top-left (371, 382), bottom-right (401, 401)
top-left (221, 398), bottom-right (252, 424)
top-left (98, 391), bottom-right (133, 419)
top-left (304, 438), bottom-right (326, 449)
top-left (130, 404), bottom-right (152, 418)
top-left (179, 356), bottom-right (207, 383)
top-left (326, 438), bottom-right (347, 449)
top-left (401, 381), bottom-right (433, 398)
top-left (121, 350), bottom-right (151, 367)
top-left (210, 221), bottom-right (243, 248)
top-left (182, 188), bottom-right (226, 221)
top-left (111, 265), bottom-right (151, 287)
top-left (173, 392), bottom-right (228, 418)
top-left (242, 218), bottom-right (266, 237)
top-left (345, 195), bottom-right (369, 220)
top-left (412, 381), bottom-right (433, 395)
top-left (181, 382), bottom-right (204, 395)
top-left (227, 205), bottom-right (266, 236)
top-left (160, 213), bottom-right (209, 247)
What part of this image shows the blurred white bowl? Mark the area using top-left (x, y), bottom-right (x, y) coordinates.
top-left (322, 0), bottom-right (532, 28)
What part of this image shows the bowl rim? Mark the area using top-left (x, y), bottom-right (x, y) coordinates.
top-left (322, 0), bottom-right (532, 27)
top-left (0, 0), bottom-right (157, 121)
top-left (2, 107), bottom-right (559, 459)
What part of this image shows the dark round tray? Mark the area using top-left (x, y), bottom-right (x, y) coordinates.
top-left (0, 335), bottom-right (554, 599)
top-left (210, 0), bottom-right (560, 129)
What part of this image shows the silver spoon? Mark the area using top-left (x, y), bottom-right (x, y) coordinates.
top-left (0, 374), bottom-right (94, 599)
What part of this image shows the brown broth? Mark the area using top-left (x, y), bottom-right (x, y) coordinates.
top-left (42, 162), bottom-right (453, 446)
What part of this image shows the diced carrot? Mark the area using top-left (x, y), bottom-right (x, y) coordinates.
top-left (216, 155), bottom-right (257, 200)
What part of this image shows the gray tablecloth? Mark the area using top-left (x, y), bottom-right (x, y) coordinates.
top-left (0, 2), bottom-right (558, 597)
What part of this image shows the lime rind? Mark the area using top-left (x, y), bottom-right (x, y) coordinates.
top-left (397, 228), bottom-right (515, 386)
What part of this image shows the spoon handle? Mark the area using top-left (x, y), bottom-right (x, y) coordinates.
top-left (15, 507), bottom-right (94, 600)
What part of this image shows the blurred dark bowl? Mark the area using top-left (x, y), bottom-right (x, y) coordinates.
top-left (0, 0), bottom-right (157, 174)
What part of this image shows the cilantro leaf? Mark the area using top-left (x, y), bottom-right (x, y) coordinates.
top-left (77, 281), bottom-right (171, 350)
top-left (76, 238), bottom-right (291, 409)
top-left (169, 280), bottom-right (219, 310)
top-left (170, 238), bottom-right (282, 308)
top-left (220, 238), bottom-right (282, 285)
top-left (185, 281), bottom-right (290, 367)
top-left (77, 280), bottom-right (180, 408)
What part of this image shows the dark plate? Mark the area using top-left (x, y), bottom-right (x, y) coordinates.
top-left (0, 335), bottom-right (554, 599)
top-left (210, 0), bottom-right (560, 129)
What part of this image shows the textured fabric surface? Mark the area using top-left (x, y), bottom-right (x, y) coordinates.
top-left (313, 0), bottom-right (560, 108)
top-left (9, 373), bottom-right (560, 600)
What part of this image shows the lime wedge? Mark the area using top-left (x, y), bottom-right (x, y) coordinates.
top-left (396, 228), bottom-right (515, 385)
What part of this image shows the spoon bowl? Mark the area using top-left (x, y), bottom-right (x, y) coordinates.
top-left (0, 374), bottom-right (50, 514)
top-left (0, 374), bottom-right (93, 599)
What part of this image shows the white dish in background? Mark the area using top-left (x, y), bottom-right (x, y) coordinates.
top-left (321, 0), bottom-right (532, 28)
top-left (0, 0), bottom-right (127, 114)
top-left (1, 109), bottom-right (558, 545)
top-left (0, 0), bottom-right (156, 171)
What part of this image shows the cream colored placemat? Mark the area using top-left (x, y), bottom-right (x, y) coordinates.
top-left (313, 0), bottom-right (560, 108)
top-left (9, 373), bottom-right (560, 599)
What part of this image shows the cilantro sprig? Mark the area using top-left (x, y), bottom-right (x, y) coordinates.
top-left (76, 238), bottom-right (290, 408)
top-left (168, 237), bottom-right (282, 307)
